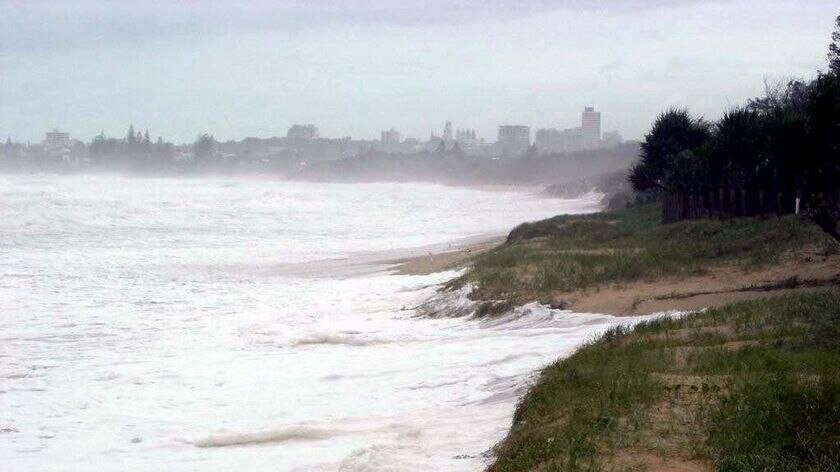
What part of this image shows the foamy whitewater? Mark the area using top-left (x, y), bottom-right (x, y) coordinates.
top-left (1, 175), bottom-right (656, 471)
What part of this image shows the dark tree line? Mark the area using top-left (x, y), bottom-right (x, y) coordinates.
top-left (86, 126), bottom-right (221, 171)
top-left (630, 15), bottom-right (840, 241)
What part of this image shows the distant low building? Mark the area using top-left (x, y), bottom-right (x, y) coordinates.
top-left (381, 128), bottom-right (400, 146)
top-left (44, 129), bottom-right (70, 150)
top-left (456, 128), bottom-right (476, 142)
top-left (535, 107), bottom-right (620, 155)
top-left (498, 125), bottom-right (531, 158)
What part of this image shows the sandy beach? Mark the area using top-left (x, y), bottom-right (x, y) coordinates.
top-left (390, 237), bottom-right (504, 275)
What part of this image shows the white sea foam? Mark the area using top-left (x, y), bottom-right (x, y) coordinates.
top-left (0, 175), bottom-right (643, 471)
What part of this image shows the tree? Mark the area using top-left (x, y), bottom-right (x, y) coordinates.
top-left (1, 137), bottom-right (11, 161)
top-left (709, 108), bottom-right (768, 189)
top-left (141, 129), bottom-right (152, 155)
top-left (451, 141), bottom-right (466, 157)
top-left (126, 124), bottom-right (136, 146)
top-left (763, 105), bottom-right (808, 196)
top-left (630, 108), bottom-right (710, 192)
top-left (434, 140), bottom-right (446, 154)
top-left (828, 15), bottom-right (840, 75)
top-left (657, 149), bottom-right (710, 195)
top-left (803, 73), bottom-right (840, 242)
top-left (194, 133), bottom-right (216, 165)
top-left (525, 143), bottom-right (538, 159)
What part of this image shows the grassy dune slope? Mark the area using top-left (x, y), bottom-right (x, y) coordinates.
top-left (489, 290), bottom-right (840, 472)
top-left (451, 204), bottom-right (838, 314)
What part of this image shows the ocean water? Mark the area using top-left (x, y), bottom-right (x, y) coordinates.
top-left (1, 175), bottom-right (650, 471)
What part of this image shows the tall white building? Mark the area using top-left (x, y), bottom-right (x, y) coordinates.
top-left (581, 106), bottom-right (601, 146)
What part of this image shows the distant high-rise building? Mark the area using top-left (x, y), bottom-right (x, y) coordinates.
top-left (498, 125), bottom-right (530, 158)
top-left (286, 124), bottom-right (319, 140)
top-left (44, 129), bottom-right (70, 150)
top-left (581, 106), bottom-right (601, 145)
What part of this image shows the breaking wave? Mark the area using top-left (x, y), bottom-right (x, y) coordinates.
top-left (193, 426), bottom-right (339, 448)
top-left (291, 332), bottom-right (392, 347)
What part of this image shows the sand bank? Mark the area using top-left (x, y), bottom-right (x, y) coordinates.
top-left (397, 238), bottom-right (839, 315)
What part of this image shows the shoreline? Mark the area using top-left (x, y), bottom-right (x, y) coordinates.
top-left (394, 236), bottom-right (840, 316)
top-left (255, 232), bottom-right (507, 279)
top-left (388, 235), bottom-right (504, 275)
top-left (446, 203), bottom-right (840, 471)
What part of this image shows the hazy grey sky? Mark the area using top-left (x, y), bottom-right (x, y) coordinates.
top-left (1, 1), bottom-right (836, 143)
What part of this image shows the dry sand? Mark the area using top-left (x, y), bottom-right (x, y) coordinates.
top-left (550, 252), bottom-right (839, 316)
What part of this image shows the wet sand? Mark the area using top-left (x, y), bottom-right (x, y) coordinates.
top-left (390, 237), bottom-right (504, 275)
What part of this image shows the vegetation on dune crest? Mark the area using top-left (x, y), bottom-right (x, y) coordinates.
top-left (488, 290), bottom-right (840, 472)
top-left (451, 203), bottom-right (837, 303)
top-left (629, 15), bottom-right (840, 240)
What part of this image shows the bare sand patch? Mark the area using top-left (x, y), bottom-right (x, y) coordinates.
top-left (547, 254), bottom-right (839, 315)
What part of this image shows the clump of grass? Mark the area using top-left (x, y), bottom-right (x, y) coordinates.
top-left (489, 290), bottom-right (840, 472)
top-left (707, 371), bottom-right (840, 471)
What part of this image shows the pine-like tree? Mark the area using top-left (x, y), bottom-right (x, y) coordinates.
top-left (828, 15), bottom-right (840, 75)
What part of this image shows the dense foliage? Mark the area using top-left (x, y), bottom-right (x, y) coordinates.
top-left (631, 16), bottom-right (840, 240)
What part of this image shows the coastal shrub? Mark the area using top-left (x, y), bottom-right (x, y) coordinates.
top-left (630, 20), bottom-right (840, 241)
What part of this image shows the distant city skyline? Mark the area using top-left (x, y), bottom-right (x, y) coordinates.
top-left (1, 1), bottom-right (836, 143)
top-left (18, 105), bottom-right (618, 151)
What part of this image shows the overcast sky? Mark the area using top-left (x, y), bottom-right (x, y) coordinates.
top-left (0, 0), bottom-right (837, 143)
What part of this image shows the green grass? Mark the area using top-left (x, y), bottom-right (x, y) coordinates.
top-left (454, 203), bottom-right (836, 302)
top-left (489, 290), bottom-right (840, 472)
